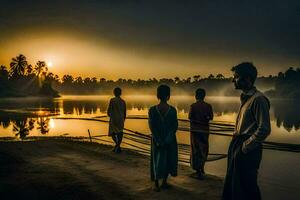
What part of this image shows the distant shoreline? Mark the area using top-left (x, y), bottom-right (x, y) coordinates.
top-left (0, 93), bottom-right (60, 98)
top-left (0, 93), bottom-right (298, 100)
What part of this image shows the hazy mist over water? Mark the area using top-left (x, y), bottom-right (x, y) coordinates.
top-left (0, 95), bottom-right (299, 138)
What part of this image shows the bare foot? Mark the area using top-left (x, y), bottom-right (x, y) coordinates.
top-left (152, 180), bottom-right (160, 192)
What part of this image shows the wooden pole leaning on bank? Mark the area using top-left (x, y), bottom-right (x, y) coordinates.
top-left (88, 129), bottom-right (92, 142)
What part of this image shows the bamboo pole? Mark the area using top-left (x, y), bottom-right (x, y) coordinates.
top-left (88, 129), bottom-right (92, 142)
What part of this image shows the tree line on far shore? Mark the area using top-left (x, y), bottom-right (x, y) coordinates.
top-left (0, 54), bottom-right (299, 98)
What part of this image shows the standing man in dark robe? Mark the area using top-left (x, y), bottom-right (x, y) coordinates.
top-left (189, 88), bottom-right (213, 179)
top-left (107, 87), bottom-right (127, 153)
top-left (222, 62), bottom-right (271, 200)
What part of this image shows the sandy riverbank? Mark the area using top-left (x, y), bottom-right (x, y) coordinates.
top-left (0, 138), bottom-right (223, 200)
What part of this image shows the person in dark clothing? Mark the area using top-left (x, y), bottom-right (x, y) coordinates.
top-left (222, 62), bottom-right (271, 200)
top-left (189, 88), bottom-right (213, 179)
top-left (148, 85), bottom-right (178, 192)
top-left (107, 87), bottom-right (126, 153)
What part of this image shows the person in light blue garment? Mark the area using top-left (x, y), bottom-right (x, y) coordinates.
top-left (148, 85), bottom-right (178, 192)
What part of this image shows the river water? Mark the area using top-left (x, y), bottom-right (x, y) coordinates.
top-left (0, 95), bottom-right (299, 199)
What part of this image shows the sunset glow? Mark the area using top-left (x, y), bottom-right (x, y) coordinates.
top-left (47, 61), bottom-right (53, 68)
top-left (0, 1), bottom-right (299, 80)
top-left (0, 1), bottom-right (299, 200)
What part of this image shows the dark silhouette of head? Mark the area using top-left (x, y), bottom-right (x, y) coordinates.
top-left (231, 62), bottom-right (257, 91)
top-left (113, 87), bottom-right (122, 97)
top-left (195, 88), bottom-right (206, 100)
top-left (157, 85), bottom-right (170, 102)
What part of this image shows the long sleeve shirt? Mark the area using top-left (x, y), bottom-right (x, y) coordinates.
top-left (235, 87), bottom-right (271, 153)
top-left (189, 100), bottom-right (213, 132)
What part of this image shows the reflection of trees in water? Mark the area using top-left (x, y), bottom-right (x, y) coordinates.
top-left (0, 98), bottom-right (59, 137)
top-left (63, 102), bottom-right (75, 114)
top-left (0, 116), bottom-right (11, 129)
top-left (37, 117), bottom-right (49, 134)
top-left (83, 102), bottom-right (98, 114)
top-left (273, 100), bottom-right (300, 132)
top-left (0, 111), bottom-right (53, 137)
top-left (127, 102), bottom-right (150, 111)
top-left (58, 98), bottom-right (300, 133)
top-left (0, 98), bottom-right (60, 114)
top-left (13, 118), bottom-right (35, 139)
top-left (74, 103), bottom-right (84, 115)
top-left (12, 116), bottom-right (51, 138)
top-left (1, 98), bottom-right (299, 134)
top-left (175, 100), bottom-right (240, 115)
top-left (39, 100), bottom-right (60, 114)
top-left (210, 102), bottom-right (239, 116)
top-left (60, 98), bottom-right (241, 115)
top-left (62, 100), bottom-right (107, 115)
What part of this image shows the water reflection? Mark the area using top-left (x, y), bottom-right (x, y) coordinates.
top-left (12, 118), bottom-right (35, 139)
top-left (37, 117), bottom-right (50, 134)
top-left (0, 115), bottom-right (11, 129)
top-left (0, 97), bottom-right (60, 113)
top-left (273, 100), bottom-right (300, 131)
top-left (0, 114), bottom-right (51, 139)
top-left (62, 101), bottom-right (99, 115)
top-left (0, 96), bottom-right (298, 199)
top-left (0, 96), bottom-right (299, 139)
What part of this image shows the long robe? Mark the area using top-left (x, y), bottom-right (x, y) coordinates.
top-left (107, 97), bottom-right (126, 136)
top-left (222, 135), bottom-right (262, 200)
top-left (222, 88), bottom-right (270, 200)
top-left (189, 100), bottom-right (213, 171)
top-left (148, 105), bottom-right (178, 181)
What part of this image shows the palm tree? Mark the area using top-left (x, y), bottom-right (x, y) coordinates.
top-left (84, 77), bottom-right (92, 84)
top-left (0, 65), bottom-right (9, 80)
top-left (208, 74), bottom-right (215, 80)
top-left (277, 72), bottom-right (284, 79)
top-left (0, 65), bottom-right (7, 71)
top-left (91, 77), bottom-right (97, 83)
top-left (99, 78), bottom-right (106, 83)
top-left (34, 61), bottom-right (48, 77)
top-left (62, 75), bottom-right (74, 84)
top-left (186, 77), bottom-right (191, 84)
top-left (193, 75), bottom-right (201, 82)
top-left (75, 76), bottom-right (83, 85)
top-left (174, 77), bottom-right (180, 84)
top-left (9, 54), bottom-right (28, 77)
top-left (13, 118), bottom-right (35, 140)
top-left (37, 117), bottom-right (49, 134)
top-left (26, 64), bottom-right (33, 75)
top-left (216, 73), bottom-right (225, 79)
top-left (0, 117), bottom-right (11, 129)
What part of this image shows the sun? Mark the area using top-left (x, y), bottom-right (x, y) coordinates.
top-left (47, 61), bottom-right (53, 67)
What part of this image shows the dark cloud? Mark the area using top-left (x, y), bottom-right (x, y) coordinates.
top-left (1, 0), bottom-right (299, 71)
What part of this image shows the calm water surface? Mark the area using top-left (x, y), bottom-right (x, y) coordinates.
top-left (0, 95), bottom-right (299, 199)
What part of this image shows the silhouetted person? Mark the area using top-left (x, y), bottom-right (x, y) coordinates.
top-left (107, 87), bottom-right (126, 153)
top-left (222, 62), bottom-right (271, 200)
top-left (189, 88), bottom-right (213, 179)
top-left (148, 85), bottom-right (178, 192)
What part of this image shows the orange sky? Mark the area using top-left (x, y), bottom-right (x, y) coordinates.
top-left (0, 1), bottom-right (299, 80)
top-left (1, 30), bottom-right (296, 80)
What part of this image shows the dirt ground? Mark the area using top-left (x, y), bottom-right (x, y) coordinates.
top-left (0, 139), bottom-right (223, 200)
